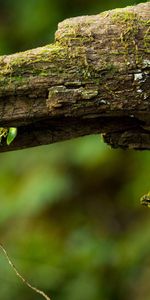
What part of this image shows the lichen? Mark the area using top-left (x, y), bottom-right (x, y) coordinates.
top-left (143, 59), bottom-right (150, 68)
top-left (134, 73), bottom-right (143, 81)
top-left (81, 89), bottom-right (98, 100)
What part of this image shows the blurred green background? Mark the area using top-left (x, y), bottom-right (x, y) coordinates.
top-left (0, 1), bottom-right (150, 299)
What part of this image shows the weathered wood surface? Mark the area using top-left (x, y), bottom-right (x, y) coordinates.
top-left (0, 2), bottom-right (149, 152)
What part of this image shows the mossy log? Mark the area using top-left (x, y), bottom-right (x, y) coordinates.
top-left (0, 2), bottom-right (149, 152)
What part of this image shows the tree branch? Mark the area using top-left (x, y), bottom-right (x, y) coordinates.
top-left (0, 2), bottom-right (149, 152)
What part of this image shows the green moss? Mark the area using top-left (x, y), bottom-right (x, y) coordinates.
top-left (0, 43), bottom-right (70, 83)
top-left (110, 9), bottom-right (149, 66)
top-left (112, 11), bottom-right (137, 23)
top-left (0, 8), bottom-right (149, 92)
top-left (144, 27), bottom-right (150, 53)
top-left (12, 76), bottom-right (24, 82)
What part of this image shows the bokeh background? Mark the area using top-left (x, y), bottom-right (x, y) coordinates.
top-left (0, 1), bottom-right (150, 299)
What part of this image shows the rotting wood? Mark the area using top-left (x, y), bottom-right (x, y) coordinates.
top-left (0, 2), bottom-right (149, 152)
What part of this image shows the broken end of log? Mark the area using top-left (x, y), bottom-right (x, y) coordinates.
top-left (103, 129), bottom-right (150, 150)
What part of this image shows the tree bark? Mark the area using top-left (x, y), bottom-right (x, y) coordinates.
top-left (0, 2), bottom-right (149, 152)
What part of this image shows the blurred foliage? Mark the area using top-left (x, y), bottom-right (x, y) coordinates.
top-left (0, 1), bottom-right (150, 300)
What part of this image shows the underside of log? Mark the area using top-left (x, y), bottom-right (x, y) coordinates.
top-left (0, 2), bottom-right (149, 152)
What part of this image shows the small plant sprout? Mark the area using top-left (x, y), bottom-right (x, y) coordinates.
top-left (0, 128), bottom-right (8, 144)
top-left (140, 192), bottom-right (150, 207)
top-left (0, 127), bottom-right (17, 146)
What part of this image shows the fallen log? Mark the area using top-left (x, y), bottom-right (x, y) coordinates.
top-left (0, 2), bottom-right (149, 151)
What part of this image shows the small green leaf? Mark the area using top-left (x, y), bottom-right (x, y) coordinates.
top-left (7, 127), bottom-right (17, 145)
